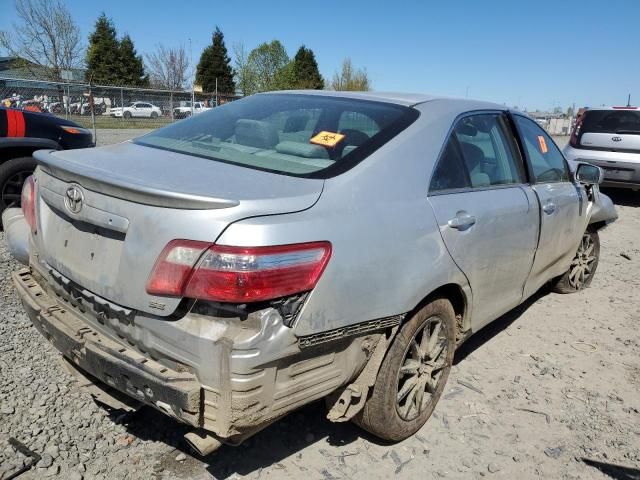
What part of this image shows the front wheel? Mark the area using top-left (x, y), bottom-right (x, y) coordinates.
top-left (150, 111), bottom-right (158, 119)
top-left (123, 111), bottom-right (132, 119)
top-left (354, 298), bottom-right (456, 441)
top-left (553, 230), bottom-right (600, 293)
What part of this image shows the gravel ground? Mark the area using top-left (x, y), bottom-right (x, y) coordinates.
top-left (1, 187), bottom-right (639, 478)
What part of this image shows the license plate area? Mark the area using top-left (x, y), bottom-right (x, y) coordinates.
top-left (40, 204), bottom-right (126, 287)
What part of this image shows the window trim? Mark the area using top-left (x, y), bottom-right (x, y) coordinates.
top-left (427, 109), bottom-right (529, 196)
top-left (509, 112), bottom-right (573, 185)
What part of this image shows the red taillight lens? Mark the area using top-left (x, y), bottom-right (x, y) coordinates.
top-left (21, 175), bottom-right (37, 233)
top-left (146, 241), bottom-right (332, 303)
top-left (145, 239), bottom-right (210, 296)
top-left (570, 114), bottom-right (584, 147)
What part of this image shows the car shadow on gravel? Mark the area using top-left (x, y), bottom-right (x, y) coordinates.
top-left (601, 188), bottom-right (640, 208)
top-left (119, 399), bottom-right (386, 479)
top-left (115, 285), bottom-right (557, 478)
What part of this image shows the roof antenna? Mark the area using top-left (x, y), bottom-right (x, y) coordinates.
top-left (627, 93), bottom-right (632, 107)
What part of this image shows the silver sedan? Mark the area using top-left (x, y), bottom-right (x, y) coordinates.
top-left (3, 91), bottom-right (618, 455)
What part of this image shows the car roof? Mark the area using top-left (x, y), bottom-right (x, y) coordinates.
top-left (263, 89), bottom-right (505, 110)
top-left (584, 106), bottom-right (639, 111)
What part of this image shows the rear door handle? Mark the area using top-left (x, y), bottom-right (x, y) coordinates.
top-left (542, 202), bottom-right (556, 215)
top-left (448, 211), bottom-right (477, 230)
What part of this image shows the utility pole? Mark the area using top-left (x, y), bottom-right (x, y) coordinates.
top-left (628, 93), bottom-right (632, 107)
top-left (189, 38), bottom-right (194, 116)
top-left (215, 77), bottom-right (218, 107)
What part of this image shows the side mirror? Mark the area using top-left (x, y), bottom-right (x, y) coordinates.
top-left (575, 162), bottom-right (602, 185)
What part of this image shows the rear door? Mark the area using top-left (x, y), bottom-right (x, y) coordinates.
top-left (578, 109), bottom-right (640, 153)
top-left (428, 112), bottom-right (538, 328)
top-left (512, 114), bottom-right (587, 297)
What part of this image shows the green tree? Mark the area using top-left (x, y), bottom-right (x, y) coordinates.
top-left (245, 40), bottom-right (289, 94)
top-left (330, 58), bottom-right (370, 91)
top-left (85, 14), bottom-right (120, 84)
top-left (119, 34), bottom-right (148, 86)
top-left (272, 61), bottom-right (297, 90)
top-left (196, 27), bottom-right (235, 94)
top-left (292, 46), bottom-right (324, 89)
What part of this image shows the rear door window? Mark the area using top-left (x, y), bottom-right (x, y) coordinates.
top-left (514, 115), bottom-right (570, 183)
top-left (429, 136), bottom-right (470, 192)
top-left (430, 113), bottom-right (525, 193)
top-left (453, 114), bottom-right (525, 187)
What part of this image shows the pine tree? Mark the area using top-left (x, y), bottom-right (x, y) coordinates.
top-left (119, 34), bottom-right (148, 86)
top-left (292, 46), bottom-right (324, 90)
top-left (85, 14), bottom-right (120, 84)
top-left (196, 27), bottom-right (235, 94)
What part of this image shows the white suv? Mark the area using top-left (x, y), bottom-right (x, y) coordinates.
top-left (110, 102), bottom-right (162, 119)
top-left (563, 106), bottom-right (640, 189)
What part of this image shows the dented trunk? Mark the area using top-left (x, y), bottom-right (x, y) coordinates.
top-left (31, 144), bottom-right (324, 316)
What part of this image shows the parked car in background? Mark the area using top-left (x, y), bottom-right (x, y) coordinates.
top-left (110, 102), bottom-right (162, 119)
top-left (2, 92), bottom-right (617, 456)
top-left (564, 106), bottom-right (640, 189)
top-left (173, 101), bottom-right (211, 119)
top-left (0, 106), bottom-right (93, 223)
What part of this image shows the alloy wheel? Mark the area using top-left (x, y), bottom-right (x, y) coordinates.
top-left (569, 233), bottom-right (597, 289)
top-left (396, 315), bottom-right (449, 421)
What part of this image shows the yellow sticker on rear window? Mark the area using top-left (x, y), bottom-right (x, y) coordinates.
top-left (538, 135), bottom-right (548, 154)
top-left (310, 131), bottom-right (345, 148)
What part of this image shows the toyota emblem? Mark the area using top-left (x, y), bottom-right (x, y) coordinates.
top-left (64, 185), bottom-right (84, 214)
top-left (612, 136), bottom-right (622, 142)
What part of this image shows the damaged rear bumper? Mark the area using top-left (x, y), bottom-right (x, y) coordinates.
top-left (13, 269), bottom-right (201, 426)
top-left (12, 266), bottom-right (373, 441)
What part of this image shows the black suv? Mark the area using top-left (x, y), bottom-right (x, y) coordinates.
top-left (0, 107), bottom-right (94, 218)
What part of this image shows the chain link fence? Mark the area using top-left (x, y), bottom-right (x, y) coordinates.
top-left (1, 76), bottom-right (240, 143)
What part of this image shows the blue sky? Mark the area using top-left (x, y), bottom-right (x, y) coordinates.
top-left (1, 0), bottom-right (638, 110)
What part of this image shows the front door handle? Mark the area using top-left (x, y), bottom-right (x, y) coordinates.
top-left (448, 211), bottom-right (477, 230)
top-left (542, 202), bottom-right (556, 215)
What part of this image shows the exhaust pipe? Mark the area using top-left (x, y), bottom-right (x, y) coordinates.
top-left (184, 431), bottom-right (223, 457)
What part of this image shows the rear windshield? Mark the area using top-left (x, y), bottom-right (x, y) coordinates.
top-left (581, 110), bottom-right (640, 134)
top-left (135, 93), bottom-right (418, 178)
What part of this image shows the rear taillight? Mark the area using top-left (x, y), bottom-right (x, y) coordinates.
top-left (21, 175), bottom-right (36, 233)
top-left (569, 114), bottom-right (584, 147)
top-left (146, 241), bottom-right (332, 303)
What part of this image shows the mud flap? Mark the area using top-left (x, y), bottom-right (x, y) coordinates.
top-left (326, 326), bottom-right (399, 422)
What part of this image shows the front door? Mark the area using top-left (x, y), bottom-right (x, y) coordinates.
top-left (512, 115), bottom-right (587, 297)
top-left (428, 113), bottom-right (539, 328)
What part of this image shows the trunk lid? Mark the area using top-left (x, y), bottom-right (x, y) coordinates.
top-left (32, 142), bottom-right (324, 316)
top-left (579, 109), bottom-right (640, 153)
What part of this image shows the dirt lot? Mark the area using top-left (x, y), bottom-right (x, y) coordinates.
top-left (0, 168), bottom-right (639, 477)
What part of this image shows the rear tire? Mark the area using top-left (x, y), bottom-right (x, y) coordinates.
top-left (150, 111), bottom-right (158, 119)
top-left (0, 156), bottom-right (36, 224)
top-left (123, 111), bottom-right (132, 119)
top-left (553, 230), bottom-right (600, 293)
top-left (353, 298), bottom-right (456, 441)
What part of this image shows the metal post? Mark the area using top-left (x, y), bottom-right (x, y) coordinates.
top-left (120, 87), bottom-right (124, 123)
top-left (89, 85), bottom-right (97, 145)
top-left (170, 91), bottom-right (174, 122)
top-left (65, 84), bottom-right (69, 120)
top-left (215, 77), bottom-right (218, 107)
